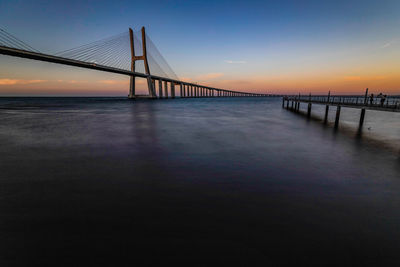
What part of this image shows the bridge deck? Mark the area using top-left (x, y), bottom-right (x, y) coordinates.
top-left (0, 46), bottom-right (274, 97)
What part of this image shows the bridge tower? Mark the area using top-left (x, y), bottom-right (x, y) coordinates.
top-left (128, 27), bottom-right (156, 99)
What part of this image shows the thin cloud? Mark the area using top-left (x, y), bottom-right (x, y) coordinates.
top-left (197, 73), bottom-right (224, 80)
top-left (0, 79), bottom-right (46, 85)
top-left (180, 77), bottom-right (193, 82)
top-left (381, 39), bottom-right (398, 48)
top-left (344, 76), bottom-right (386, 81)
top-left (343, 76), bottom-right (361, 81)
top-left (98, 80), bottom-right (129, 85)
top-left (67, 80), bottom-right (88, 84)
top-left (224, 60), bottom-right (246, 64)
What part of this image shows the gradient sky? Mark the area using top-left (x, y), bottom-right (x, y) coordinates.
top-left (0, 0), bottom-right (399, 95)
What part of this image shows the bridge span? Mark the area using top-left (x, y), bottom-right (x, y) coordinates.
top-left (0, 27), bottom-right (277, 99)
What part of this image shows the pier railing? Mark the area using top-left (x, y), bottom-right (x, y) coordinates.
top-left (286, 94), bottom-right (400, 111)
top-left (283, 90), bottom-right (400, 130)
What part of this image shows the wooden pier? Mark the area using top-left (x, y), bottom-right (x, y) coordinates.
top-left (283, 90), bottom-right (400, 130)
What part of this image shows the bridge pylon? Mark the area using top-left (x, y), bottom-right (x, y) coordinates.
top-left (128, 27), bottom-right (156, 99)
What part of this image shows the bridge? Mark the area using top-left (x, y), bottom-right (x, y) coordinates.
top-left (0, 27), bottom-right (275, 99)
top-left (283, 90), bottom-right (400, 130)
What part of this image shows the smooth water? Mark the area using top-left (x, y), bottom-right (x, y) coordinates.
top-left (0, 97), bottom-right (399, 266)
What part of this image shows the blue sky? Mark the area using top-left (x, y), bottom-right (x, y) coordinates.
top-left (0, 0), bottom-right (399, 95)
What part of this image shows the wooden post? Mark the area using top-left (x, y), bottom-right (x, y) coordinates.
top-left (324, 105), bottom-right (329, 124)
top-left (335, 106), bottom-right (341, 128)
top-left (364, 88), bottom-right (368, 105)
top-left (307, 103), bottom-right (312, 117)
top-left (282, 98), bottom-right (285, 108)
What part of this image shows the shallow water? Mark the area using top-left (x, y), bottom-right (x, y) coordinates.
top-left (0, 97), bottom-right (399, 266)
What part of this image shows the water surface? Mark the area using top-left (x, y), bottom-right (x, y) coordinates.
top-left (0, 97), bottom-right (399, 266)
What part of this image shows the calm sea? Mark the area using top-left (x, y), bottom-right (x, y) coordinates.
top-left (0, 97), bottom-right (399, 266)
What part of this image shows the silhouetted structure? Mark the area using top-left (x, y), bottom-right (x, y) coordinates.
top-left (283, 89), bottom-right (400, 130)
top-left (0, 27), bottom-right (276, 99)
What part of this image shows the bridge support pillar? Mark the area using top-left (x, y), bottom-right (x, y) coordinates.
top-left (171, 83), bottom-right (175, 98)
top-left (152, 79), bottom-right (156, 95)
top-left (164, 81), bottom-right (168, 98)
top-left (159, 80), bottom-right (163, 98)
top-left (129, 75), bottom-right (135, 98)
top-left (324, 105), bottom-right (329, 123)
top-left (307, 103), bottom-right (312, 117)
top-left (359, 108), bottom-right (366, 129)
top-left (180, 83), bottom-right (183, 98)
top-left (335, 106), bottom-right (341, 128)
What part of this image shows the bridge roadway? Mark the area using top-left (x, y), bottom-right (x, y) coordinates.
top-left (283, 94), bottom-right (400, 129)
top-left (0, 45), bottom-right (275, 98)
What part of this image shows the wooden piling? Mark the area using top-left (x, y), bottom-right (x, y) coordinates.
top-left (324, 105), bottom-right (329, 124)
top-left (359, 108), bottom-right (366, 129)
top-left (334, 106), bottom-right (341, 128)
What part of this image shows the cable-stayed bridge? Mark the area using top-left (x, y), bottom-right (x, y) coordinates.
top-left (0, 27), bottom-right (275, 98)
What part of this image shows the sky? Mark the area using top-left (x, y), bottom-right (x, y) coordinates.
top-left (0, 0), bottom-right (399, 96)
